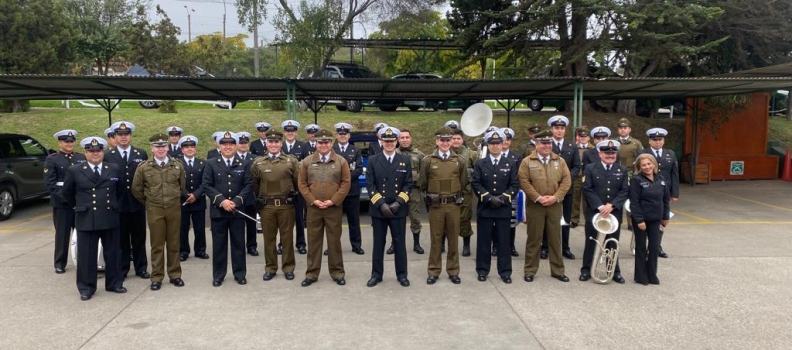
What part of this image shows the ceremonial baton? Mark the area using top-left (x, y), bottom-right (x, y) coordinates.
top-left (234, 208), bottom-right (261, 224)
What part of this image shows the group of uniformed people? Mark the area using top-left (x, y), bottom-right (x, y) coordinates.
top-left (45, 113), bottom-right (676, 299)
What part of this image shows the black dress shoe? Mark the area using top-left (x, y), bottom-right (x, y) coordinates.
top-left (352, 247), bottom-right (365, 255)
top-left (297, 246), bottom-right (307, 255)
top-left (386, 244), bottom-right (395, 255)
top-left (398, 277), bottom-right (410, 287)
top-left (635, 280), bottom-right (649, 286)
top-left (105, 286), bottom-right (127, 293)
top-left (426, 276), bottom-right (438, 285)
top-left (462, 245), bottom-right (471, 257)
top-left (323, 249), bottom-right (329, 256)
top-left (613, 274), bottom-right (625, 284)
top-left (658, 250), bottom-right (668, 258)
top-left (262, 272), bottom-right (275, 281)
top-left (477, 275), bottom-right (487, 282)
top-left (491, 246), bottom-right (498, 256)
top-left (540, 249), bottom-right (548, 260)
top-left (284, 272), bottom-right (295, 280)
top-left (554, 275), bottom-right (570, 282)
top-left (195, 252), bottom-right (210, 259)
top-left (649, 277), bottom-right (660, 285)
top-left (55, 267), bottom-right (66, 274)
top-left (579, 273), bottom-right (591, 282)
top-left (301, 279), bottom-right (314, 287)
top-left (277, 244), bottom-right (283, 255)
top-left (179, 254), bottom-right (188, 262)
top-left (150, 282), bottom-right (162, 291)
top-left (524, 274), bottom-right (534, 282)
top-left (562, 249), bottom-right (576, 259)
top-left (511, 247), bottom-right (519, 257)
top-left (335, 278), bottom-right (346, 286)
top-left (137, 271), bottom-right (150, 279)
top-left (366, 277), bottom-right (382, 287)
top-left (170, 278), bottom-right (185, 287)
top-left (80, 293), bottom-right (92, 301)
top-left (236, 278), bottom-right (247, 285)
top-left (212, 280), bottom-right (223, 287)
top-left (247, 248), bottom-right (259, 256)
top-left (501, 276), bottom-right (512, 284)
top-left (449, 275), bottom-right (461, 284)
top-left (413, 243), bottom-right (424, 254)
top-left (570, 222), bottom-right (578, 228)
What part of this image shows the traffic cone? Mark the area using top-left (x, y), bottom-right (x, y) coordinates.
top-left (782, 150), bottom-right (792, 181)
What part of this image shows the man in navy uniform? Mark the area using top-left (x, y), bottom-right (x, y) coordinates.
top-left (542, 115), bottom-right (580, 260)
top-left (62, 136), bottom-right (126, 301)
top-left (365, 127), bottom-right (412, 287)
top-left (473, 129), bottom-right (519, 284)
top-left (203, 132), bottom-right (253, 286)
top-left (104, 121), bottom-right (150, 279)
top-left (281, 120), bottom-right (309, 255)
top-left (105, 128), bottom-right (116, 148)
top-left (580, 140), bottom-right (628, 284)
top-left (237, 131), bottom-right (259, 256)
top-left (176, 135), bottom-right (209, 261)
top-left (44, 129), bottom-right (86, 274)
top-left (305, 124), bottom-right (320, 156)
top-left (494, 127), bottom-right (522, 257)
top-left (333, 122), bottom-right (365, 255)
top-left (640, 127), bottom-right (678, 258)
top-left (250, 122), bottom-right (272, 157)
top-left (367, 122), bottom-right (388, 156)
top-left (166, 126), bottom-right (183, 157)
top-left (206, 131), bottom-right (223, 159)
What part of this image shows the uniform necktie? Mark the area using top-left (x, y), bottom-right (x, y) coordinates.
top-left (188, 160), bottom-right (193, 168)
top-left (322, 156), bottom-right (327, 163)
top-left (542, 157), bottom-right (548, 165)
top-left (442, 153), bottom-right (447, 161)
top-left (606, 164), bottom-right (611, 171)
top-left (341, 146), bottom-right (346, 153)
top-left (227, 160), bottom-right (231, 167)
top-left (388, 156), bottom-right (392, 163)
top-left (122, 151), bottom-right (128, 163)
top-left (94, 165), bottom-right (100, 176)
top-left (556, 142), bottom-right (562, 150)
top-left (655, 150), bottom-right (661, 158)
top-left (288, 144), bottom-right (292, 153)
top-left (493, 158), bottom-right (498, 166)
top-left (160, 161), bottom-right (166, 168)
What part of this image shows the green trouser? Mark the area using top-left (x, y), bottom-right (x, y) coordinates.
top-left (305, 205), bottom-right (344, 281)
top-left (428, 202), bottom-right (460, 277)
top-left (459, 189), bottom-right (473, 238)
top-left (147, 205), bottom-right (182, 283)
top-left (261, 204), bottom-right (295, 274)
top-left (524, 202), bottom-right (565, 277)
top-left (571, 176), bottom-right (585, 225)
top-left (407, 187), bottom-right (422, 234)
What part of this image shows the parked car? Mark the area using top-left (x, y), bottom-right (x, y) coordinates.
top-left (349, 131), bottom-right (379, 204)
top-left (124, 64), bottom-right (245, 109)
top-left (0, 134), bottom-right (52, 220)
top-left (297, 62), bottom-right (382, 112)
top-left (527, 98), bottom-right (567, 112)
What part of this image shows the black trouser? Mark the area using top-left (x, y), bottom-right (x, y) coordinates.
top-left (243, 204), bottom-right (258, 250)
top-left (371, 216), bottom-right (407, 279)
top-left (342, 195), bottom-right (362, 249)
top-left (542, 192), bottom-right (572, 250)
top-left (179, 210), bottom-right (207, 255)
top-left (76, 229), bottom-right (121, 295)
top-left (120, 210), bottom-right (148, 277)
top-left (211, 217), bottom-right (246, 282)
top-left (293, 195), bottom-right (306, 248)
top-left (492, 227), bottom-right (517, 251)
top-left (633, 219), bottom-right (661, 283)
top-left (477, 217), bottom-right (512, 278)
top-left (53, 207), bottom-right (75, 269)
top-left (581, 210), bottom-right (621, 275)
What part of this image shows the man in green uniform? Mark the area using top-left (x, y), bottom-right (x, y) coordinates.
top-left (387, 129), bottom-right (425, 254)
top-left (132, 133), bottom-right (187, 291)
top-left (450, 129), bottom-right (476, 256)
top-left (615, 118), bottom-right (643, 231)
top-left (251, 130), bottom-right (299, 282)
top-left (518, 129), bottom-right (571, 283)
top-left (418, 127), bottom-right (467, 285)
top-left (297, 130), bottom-right (351, 287)
top-left (517, 123), bottom-right (542, 158)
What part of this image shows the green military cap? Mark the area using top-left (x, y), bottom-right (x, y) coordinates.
top-left (576, 127), bottom-right (590, 137)
top-left (528, 123), bottom-right (542, 133)
top-left (534, 129), bottom-right (553, 143)
top-left (435, 126), bottom-right (454, 139)
top-left (149, 133), bottom-right (168, 146)
top-left (265, 130), bottom-right (283, 140)
top-left (315, 129), bottom-right (334, 142)
top-left (617, 118), bottom-right (631, 127)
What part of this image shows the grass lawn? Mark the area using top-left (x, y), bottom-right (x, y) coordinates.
top-left (3, 102), bottom-right (789, 157)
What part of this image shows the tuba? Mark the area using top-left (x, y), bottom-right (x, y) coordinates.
top-left (70, 228), bottom-right (106, 271)
top-left (589, 213), bottom-right (620, 284)
top-left (460, 103), bottom-right (493, 159)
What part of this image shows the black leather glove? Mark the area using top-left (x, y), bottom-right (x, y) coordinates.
top-left (499, 195), bottom-right (511, 204)
top-left (379, 203), bottom-right (394, 218)
top-left (489, 196), bottom-right (503, 208)
top-left (389, 202), bottom-right (401, 213)
top-left (254, 197), bottom-right (265, 210)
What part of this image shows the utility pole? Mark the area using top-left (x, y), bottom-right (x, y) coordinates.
top-left (184, 6), bottom-right (194, 42)
top-left (222, 0), bottom-right (227, 40)
top-left (349, 25), bottom-right (354, 63)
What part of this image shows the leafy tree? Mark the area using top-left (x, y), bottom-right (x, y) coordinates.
top-left (235, 0), bottom-right (268, 76)
top-left (447, 0), bottom-right (511, 77)
top-left (124, 5), bottom-right (187, 74)
top-left (0, 0), bottom-right (75, 74)
top-left (187, 32), bottom-right (250, 76)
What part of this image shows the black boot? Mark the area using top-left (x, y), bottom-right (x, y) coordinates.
top-left (462, 237), bottom-right (471, 257)
top-left (413, 233), bottom-right (424, 254)
top-left (386, 243), bottom-right (395, 255)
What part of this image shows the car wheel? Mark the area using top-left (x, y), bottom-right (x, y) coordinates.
top-left (138, 100), bottom-right (160, 109)
top-left (335, 105), bottom-right (348, 111)
top-left (215, 101), bottom-right (237, 109)
top-left (529, 99), bottom-right (543, 112)
top-left (346, 100), bottom-right (362, 113)
top-left (379, 106), bottom-right (398, 112)
top-left (0, 186), bottom-right (15, 221)
top-left (431, 101), bottom-right (447, 111)
top-left (408, 106), bottom-right (420, 112)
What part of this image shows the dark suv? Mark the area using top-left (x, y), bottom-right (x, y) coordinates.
top-left (297, 62), bottom-right (381, 112)
top-left (0, 134), bottom-right (51, 220)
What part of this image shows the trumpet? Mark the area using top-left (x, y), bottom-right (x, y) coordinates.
top-left (590, 213), bottom-right (620, 284)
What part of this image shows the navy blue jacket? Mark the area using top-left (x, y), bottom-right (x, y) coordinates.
top-left (334, 142), bottom-right (363, 196)
top-left (629, 173), bottom-right (671, 223)
top-left (62, 162), bottom-right (123, 231)
top-left (366, 152), bottom-right (412, 218)
top-left (552, 139), bottom-right (581, 181)
top-left (104, 146), bottom-right (148, 212)
top-left (639, 148), bottom-right (679, 198)
top-left (582, 162), bottom-right (629, 214)
top-left (44, 151), bottom-right (86, 208)
top-left (177, 156), bottom-right (207, 212)
top-left (202, 155), bottom-right (252, 219)
top-left (472, 155), bottom-right (519, 218)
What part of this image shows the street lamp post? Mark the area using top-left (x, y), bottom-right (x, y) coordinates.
top-left (184, 6), bottom-right (195, 42)
top-left (222, 0), bottom-right (227, 40)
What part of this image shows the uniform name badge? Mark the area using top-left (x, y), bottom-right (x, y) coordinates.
top-left (264, 169), bottom-right (272, 173)
top-left (553, 160), bottom-right (559, 168)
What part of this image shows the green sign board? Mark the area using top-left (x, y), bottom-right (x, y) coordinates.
top-left (730, 161), bottom-right (744, 175)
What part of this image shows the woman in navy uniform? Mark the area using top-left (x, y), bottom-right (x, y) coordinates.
top-left (473, 129), bottom-right (519, 284)
top-left (62, 137), bottom-right (126, 301)
top-left (629, 153), bottom-right (670, 285)
top-left (176, 136), bottom-right (209, 261)
top-left (202, 132), bottom-right (253, 286)
top-left (365, 127), bottom-right (412, 287)
top-left (639, 128), bottom-right (678, 258)
top-left (44, 129), bottom-right (86, 274)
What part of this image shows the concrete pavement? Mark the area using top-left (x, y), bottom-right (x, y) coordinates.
top-left (1, 180), bottom-right (791, 349)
